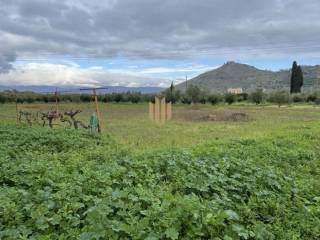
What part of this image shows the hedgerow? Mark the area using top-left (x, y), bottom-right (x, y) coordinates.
top-left (0, 125), bottom-right (319, 239)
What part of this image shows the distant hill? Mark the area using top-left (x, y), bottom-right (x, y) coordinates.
top-left (0, 85), bottom-right (163, 94)
top-left (176, 61), bottom-right (320, 92)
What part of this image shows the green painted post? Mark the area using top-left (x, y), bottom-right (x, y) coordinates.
top-left (89, 112), bottom-right (98, 134)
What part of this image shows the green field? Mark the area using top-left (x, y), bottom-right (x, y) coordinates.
top-left (2, 102), bottom-right (320, 151)
top-left (0, 103), bottom-right (320, 239)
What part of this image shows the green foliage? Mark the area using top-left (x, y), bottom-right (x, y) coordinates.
top-left (249, 88), bottom-right (265, 105)
top-left (224, 92), bottom-right (237, 105)
top-left (127, 92), bottom-right (142, 103)
top-left (268, 90), bottom-right (290, 107)
top-left (290, 61), bottom-right (304, 94)
top-left (1, 125), bottom-right (319, 239)
top-left (305, 91), bottom-right (320, 103)
top-left (237, 93), bottom-right (249, 102)
top-left (291, 93), bottom-right (306, 103)
top-left (163, 83), bottom-right (181, 104)
top-left (186, 84), bottom-right (201, 103)
top-left (208, 94), bottom-right (223, 105)
top-left (0, 91), bottom-right (157, 104)
top-left (0, 94), bottom-right (6, 103)
top-left (3, 88), bottom-right (320, 106)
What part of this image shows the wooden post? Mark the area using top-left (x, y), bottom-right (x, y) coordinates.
top-left (93, 89), bottom-right (103, 133)
top-left (155, 97), bottom-right (160, 124)
top-left (149, 97), bottom-right (172, 124)
top-left (55, 88), bottom-right (59, 114)
top-left (166, 102), bottom-right (172, 120)
top-left (160, 97), bottom-right (166, 124)
top-left (149, 102), bottom-right (155, 121)
top-left (15, 92), bottom-right (19, 123)
top-left (80, 87), bottom-right (107, 134)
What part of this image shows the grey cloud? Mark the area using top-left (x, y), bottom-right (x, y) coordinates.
top-left (1, 0), bottom-right (320, 64)
top-left (0, 51), bottom-right (16, 73)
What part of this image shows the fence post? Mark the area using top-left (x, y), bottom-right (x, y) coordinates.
top-left (149, 97), bottom-right (172, 124)
top-left (155, 97), bottom-right (160, 124)
top-left (149, 102), bottom-right (154, 121)
top-left (160, 97), bottom-right (166, 124)
top-left (166, 102), bottom-right (172, 120)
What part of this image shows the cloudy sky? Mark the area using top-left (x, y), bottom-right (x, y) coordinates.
top-left (1, 0), bottom-right (320, 87)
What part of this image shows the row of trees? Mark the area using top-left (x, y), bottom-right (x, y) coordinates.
top-left (0, 91), bottom-right (156, 104)
top-left (166, 86), bottom-right (320, 107)
top-left (2, 87), bottom-right (320, 107)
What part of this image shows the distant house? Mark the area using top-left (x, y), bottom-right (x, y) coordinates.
top-left (227, 88), bottom-right (243, 94)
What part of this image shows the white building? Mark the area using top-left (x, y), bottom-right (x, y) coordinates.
top-left (227, 88), bottom-right (243, 94)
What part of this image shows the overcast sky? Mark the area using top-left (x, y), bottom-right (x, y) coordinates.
top-left (1, 0), bottom-right (320, 87)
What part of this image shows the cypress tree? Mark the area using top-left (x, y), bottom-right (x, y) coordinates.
top-left (290, 61), bottom-right (298, 93)
top-left (170, 81), bottom-right (174, 94)
top-left (290, 61), bottom-right (303, 93)
top-left (296, 66), bottom-right (304, 92)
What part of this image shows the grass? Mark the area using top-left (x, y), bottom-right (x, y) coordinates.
top-left (1, 102), bottom-right (320, 152)
top-left (1, 102), bottom-right (320, 239)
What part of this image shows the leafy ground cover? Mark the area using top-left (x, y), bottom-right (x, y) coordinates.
top-left (0, 124), bottom-right (319, 239)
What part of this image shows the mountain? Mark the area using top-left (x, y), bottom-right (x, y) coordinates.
top-left (0, 85), bottom-right (164, 94)
top-left (176, 61), bottom-right (320, 92)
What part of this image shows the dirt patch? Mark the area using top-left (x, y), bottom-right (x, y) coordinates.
top-left (199, 112), bottom-right (249, 122)
top-left (175, 109), bottom-right (250, 122)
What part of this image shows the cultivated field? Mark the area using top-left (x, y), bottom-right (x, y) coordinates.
top-left (2, 102), bottom-right (320, 151)
top-left (1, 102), bottom-right (320, 239)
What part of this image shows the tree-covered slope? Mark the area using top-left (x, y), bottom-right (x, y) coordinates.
top-left (176, 62), bottom-right (320, 92)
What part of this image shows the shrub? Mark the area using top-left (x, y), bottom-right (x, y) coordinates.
top-left (186, 85), bottom-right (201, 103)
top-left (268, 90), bottom-right (290, 107)
top-left (306, 93), bottom-right (318, 102)
top-left (224, 92), bottom-right (237, 105)
top-left (315, 98), bottom-right (320, 105)
top-left (181, 94), bottom-right (192, 104)
top-left (237, 92), bottom-right (249, 102)
top-left (0, 94), bottom-right (6, 104)
top-left (208, 94), bottom-right (222, 105)
top-left (128, 92), bottom-right (141, 103)
top-left (249, 88), bottom-right (264, 105)
top-left (291, 93), bottom-right (306, 103)
top-left (199, 95), bottom-right (207, 104)
top-left (80, 94), bottom-right (91, 102)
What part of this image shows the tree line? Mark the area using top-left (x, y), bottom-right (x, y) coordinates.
top-left (0, 91), bottom-right (156, 104)
top-left (1, 87), bottom-right (320, 107)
